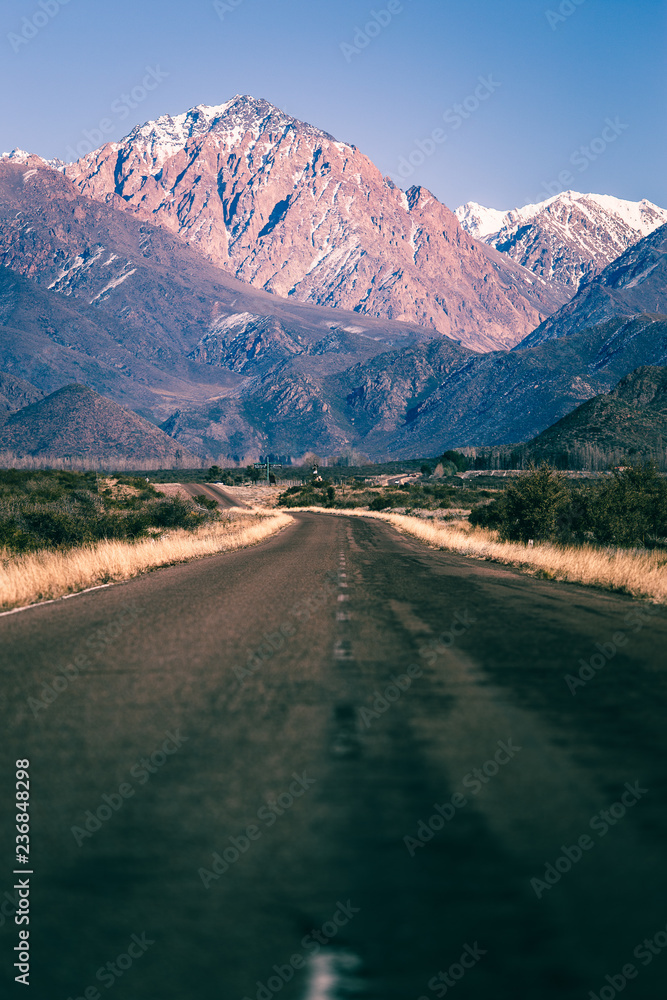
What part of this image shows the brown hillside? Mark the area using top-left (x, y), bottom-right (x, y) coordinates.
top-left (0, 385), bottom-right (199, 467)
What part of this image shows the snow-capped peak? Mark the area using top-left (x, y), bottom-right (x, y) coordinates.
top-left (455, 191), bottom-right (667, 289)
top-left (123, 98), bottom-right (238, 158)
top-left (576, 192), bottom-right (667, 235)
top-left (1, 148), bottom-right (32, 163)
top-left (1, 148), bottom-right (66, 172)
top-left (456, 191), bottom-right (667, 243)
top-left (119, 95), bottom-right (341, 166)
top-left (454, 201), bottom-right (509, 240)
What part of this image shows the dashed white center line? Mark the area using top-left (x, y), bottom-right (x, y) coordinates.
top-left (304, 949), bottom-right (364, 999)
top-left (335, 549), bottom-right (354, 659)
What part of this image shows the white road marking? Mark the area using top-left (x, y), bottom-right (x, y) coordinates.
top-left (0, 584), bottom-right (113, 618)
top-left (304, 950), bottom-right (364, 999)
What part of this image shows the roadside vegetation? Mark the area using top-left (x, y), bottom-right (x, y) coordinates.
top-left (462, 441), bottom-right (667, 473)
top-left (278, 452), bottom-right (489, 512)
top-left (470, 463), bottom-right (667, 549)
top-left (0, 469), bottom-right (292, 610)
top-left (0, 470), bottom-right (207, 553)
top-left (279, 479), bottom-right (490, 511)
top-left (0, 514), bottom-right (292, 611)
top-left (280, 461), bottom-right (667, 603)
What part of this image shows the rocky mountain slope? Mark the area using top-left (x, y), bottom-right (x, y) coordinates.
top-left (0, 372), bottom-right (43, 421)
top-left (324, 316), bottom-right (667, 458)
top-left (521, 223), bottom-right (667, 347)
top-left (0, 384), bottom-right (198, 466)
top-left (526, 366), bottom-right (667, 463)
top-left (135, 310), bottom-right (667, 462)
top-left (0, 156), bottom-right (442, 460)
top-left (0, 156), bottom-right (427, 398)
top-left (456, 191), bottom-right (667, 290)
top-left (62, 95), bottom-right (568, 351)
top-left (1, 157), bottom-right (666, 463)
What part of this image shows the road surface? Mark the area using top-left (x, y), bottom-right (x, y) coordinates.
top-left (179, 481), bottom-right (249, 509)
top-left (1, 513), bottom-right (665, 999)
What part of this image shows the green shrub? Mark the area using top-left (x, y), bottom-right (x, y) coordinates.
top-left (192, 494), bottom-right (219, 511)
top-left (22, 509), bottom-right (97, 547)
top-left (581, 464), bottom-right (667, 546)
top-left (0, 471), bottom-right (213, 552)
top-left (368, 492), bottom-right (405, 510)
top-left (469, 464), bottom-right (570, 542)
top-left (0, 517), bottom-right (34, 553)
top-left (469, 462), bottom-right (667, 549)
top-left (151, 498), bottom-right (199, 528)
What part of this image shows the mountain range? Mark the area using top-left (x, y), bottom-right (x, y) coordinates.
top-left (456, 191), bottom-right (667, 290)
top-left (1, 96), bottom-right (666, 465)
top-left (61, 95), bottom-right (567, 352)
top-left (521, 222), bottom-right (667, 347)
top-left (527, 366), bottom-right (667, 464)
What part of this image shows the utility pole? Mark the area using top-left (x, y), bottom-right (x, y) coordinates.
top-left (266, 456), bottom-right (270, 484)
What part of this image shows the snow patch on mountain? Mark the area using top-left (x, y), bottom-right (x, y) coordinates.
top-left (454, 202), bottom-right (508, 240)
top-left (209, 311), bottom-right (263, 335)
top-left (1, 148), bottom-right (66, 172)
top-left (90, 266), bottom-right (137, 303)
top-left (119, 95), bottom-right (345, 169)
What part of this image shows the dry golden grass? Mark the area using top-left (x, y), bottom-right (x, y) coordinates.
top-left (0, 513), bottom-right (292, 611)
top-left (294, 507), bottom-right (667, 603)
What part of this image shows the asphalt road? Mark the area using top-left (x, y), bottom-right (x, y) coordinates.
top-left (1, 513), bottom-right (666, 999)
top-left (179, 482), bottom-right (249, 509)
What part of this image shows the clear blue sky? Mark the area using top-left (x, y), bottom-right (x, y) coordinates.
top-left (1, 0), bottom-right (665, 210)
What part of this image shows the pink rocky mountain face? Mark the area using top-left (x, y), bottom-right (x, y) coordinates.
top-left (65, 95), bottom-right (567, 352)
